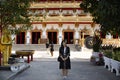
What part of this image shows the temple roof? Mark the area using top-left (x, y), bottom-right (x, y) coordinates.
top-left (29, 0), bottom-right (93, 23)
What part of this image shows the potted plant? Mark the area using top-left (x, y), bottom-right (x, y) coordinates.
top-left (90, 34), bottom-right (104, 65)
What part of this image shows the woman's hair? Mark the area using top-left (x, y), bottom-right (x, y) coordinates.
top-left (61, 40), bottom-right (67, 47)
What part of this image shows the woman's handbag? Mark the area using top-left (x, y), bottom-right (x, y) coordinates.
top-left (57, 56), bottom-right (62, 62)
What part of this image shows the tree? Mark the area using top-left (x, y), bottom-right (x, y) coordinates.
top-left (0, 0), bottom-right (34, 66)
top-left (93, 34), bottom-right (102, 52)
top-left (80, 0), bottom-right (120, 35)
top-left (0, 0), bottom-right (34, 36)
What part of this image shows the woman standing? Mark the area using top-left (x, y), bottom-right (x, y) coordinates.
top-left (59, 40), bottom-right (71, 79)
top-left (50, 42), bottom-right (54, 56)
top-left (46, 39), bottom-right (50, 55)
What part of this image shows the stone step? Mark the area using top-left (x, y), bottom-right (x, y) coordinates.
top-left (12, 44), bottom-right (78, 51)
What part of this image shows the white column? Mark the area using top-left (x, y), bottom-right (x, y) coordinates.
top-left (11, 34), bottom-right (16, 44)
top-left (42, 30), bottom-right (47, 39)
top-left (58, 28), bottom-right (62, 45)
top-left (74, 30), bottom-right (80, 45)
top-left (74, 30), bottom-right (80, 39)
top-left (26, 31), bottom-right (31, 44)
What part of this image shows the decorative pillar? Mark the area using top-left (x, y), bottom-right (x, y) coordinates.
top-left (42, 23), bottom-right (47, 39)
top-left (26, 31), bottom-right (31, 44)
top-left (11, 34), bottom-right (16, 44)
top-left (58, 23), bottom-right (63, 45)
top-left (58, 29), bottom-right (62, 45)
top-left (75, 23), bottom-right (80, 44)
top-left (42, 29), bottom-right (47, 39)
top-left (74, 29), bottom-right (79, 39)
top-left (74, 29), bottom-right (79, 44)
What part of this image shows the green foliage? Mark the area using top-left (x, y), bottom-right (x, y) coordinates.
top-left (113, 47), bottom-right (120, 61)
top-left (80, 0), bottom-right (120, 35)
top-left (0, 0), bottom-right (34, 34)
top-left (100, 45), bottom-right (113, 58)
top-left (101, 45), bottom-right (120, 61)
top-left (92, 35), bottom-right (102, 52)
top-left (103, 50), bottom-right (113, 58)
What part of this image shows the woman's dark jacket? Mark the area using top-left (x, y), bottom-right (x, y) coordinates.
top-left (59, 46), bottom-right (70, 58)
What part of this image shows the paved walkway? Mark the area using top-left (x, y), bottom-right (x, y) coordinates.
top-left (0, 44), bottom-right (120, 80)
top-left (13, 58), bottom-right (120, 80)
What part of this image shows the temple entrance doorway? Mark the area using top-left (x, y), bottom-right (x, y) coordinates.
top-left (32, 32), bottom-right (41, 44)
top-left (48, 32), bottom-right (57, 44)
top-left (64, 32), bottom-right (74, 44)
top-left (16, 32), bottom-right (25, 44)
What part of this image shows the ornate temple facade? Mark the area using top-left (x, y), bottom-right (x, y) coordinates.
top-left (14, 0), bottom-right (100, 45)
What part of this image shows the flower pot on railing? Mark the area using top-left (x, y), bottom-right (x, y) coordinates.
top-left (90, 52), bottom-right (104, 65)
top-left (90, 35), bottom-right (104, 65)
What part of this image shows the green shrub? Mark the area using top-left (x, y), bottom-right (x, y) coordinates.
top-left (93, 35), bottom-right (102, 52)
top-left (101, 45), bottom-right (113, 58)
top-left (103, 50), bottom-right (113, 58)
top-left (113, 47), bottom-right (120, 61)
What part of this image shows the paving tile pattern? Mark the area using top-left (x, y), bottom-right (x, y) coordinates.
top-left (13, 58), bottom-right (120, 80)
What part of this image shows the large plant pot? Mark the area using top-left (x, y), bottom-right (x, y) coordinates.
top-left (90, 52), bottom-right (104, 65)
top-left (103, 56), bottom-right (111, 71)
top-left (90, 52), bottom-right (99, 63)
top-left (110, 59), bottom-right (120, 76)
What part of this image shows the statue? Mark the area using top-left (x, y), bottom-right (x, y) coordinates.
top-left (0, 29), bottom-right (12, 66)
top-left (81, 32), bottom-right (85, 47)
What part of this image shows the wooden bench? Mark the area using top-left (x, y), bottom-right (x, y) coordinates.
top-left (16, 50), bottom-right (34, 63)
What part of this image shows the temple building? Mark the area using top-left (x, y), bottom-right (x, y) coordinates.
top-left (14, 0), bottom-right (100, 45)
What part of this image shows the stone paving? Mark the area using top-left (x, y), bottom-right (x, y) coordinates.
top-left (0, 63), bottom-right (30, 80)
top-left (0, 44), bottom-right (120, 80)
top-left (13, 58), bottom-right (120, 80)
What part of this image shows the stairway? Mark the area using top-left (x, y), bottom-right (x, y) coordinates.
top-left (12, 44), bottom-right (77, 51)
top-left (12, 44), bottom-right (92, 59)
top-left (67, 44), bottom-right (78, 51)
